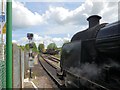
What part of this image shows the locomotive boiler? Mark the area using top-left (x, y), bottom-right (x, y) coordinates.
top-left (58, 15), bottom-right (120, 90)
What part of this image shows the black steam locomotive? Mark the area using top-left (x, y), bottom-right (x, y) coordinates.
top-left (58, 15), bottom-right (120, 90)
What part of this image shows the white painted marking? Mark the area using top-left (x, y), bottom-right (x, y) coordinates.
top-left (35, 76), bottom-right (37, 79)
top-left (24, 78), bottom-right (29, 82)
top-left (30, 81), bottom-right (38, 90)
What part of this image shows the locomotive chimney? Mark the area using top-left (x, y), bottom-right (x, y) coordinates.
top-left (87, 15), bottom-right (101, 28)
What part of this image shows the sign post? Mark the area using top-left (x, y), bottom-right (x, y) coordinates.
top-left (27, 33), bottom-right (34, 79)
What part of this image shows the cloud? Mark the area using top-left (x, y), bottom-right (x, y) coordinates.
top-left (12, 40), bottom-right (17, 43)
top-left (11, 0), bottom-right (120, 2)
top-left (41, 1), bottom-right (92, 26)
top-left (33, 34), bottom-right (71, 48)
top-left (100, 2), bottom-right (118, 23)
top-left (43, 0), bottom-right (118, 25)
top-left (12, 37), bottom-right (28, 45)
top-left (14, 33), bottom-right (71, 48)
top-left (12, 0), bottom-right (44, 29)
top-left (12, 0), bottom-right (119, 47)
top-left (12, 0), bottom-right (119, 31)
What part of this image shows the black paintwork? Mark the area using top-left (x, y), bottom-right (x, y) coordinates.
top-left (60, 15), bottom-right (120, 89)
top-left (87, 15), bottom-right (101, 28)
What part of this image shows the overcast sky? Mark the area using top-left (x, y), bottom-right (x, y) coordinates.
top-left (1, 0), bottom-right (119, 48)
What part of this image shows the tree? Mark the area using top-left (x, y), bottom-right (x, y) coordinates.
top-left (25, 42), bottom-right (38, 52)
top-left (47, 43), bottom-right (57, 50)
top-left (19, 45), bottom-right (25, 50)
top-left (38, 43), bottom-right (45, 53)
top-left (32, 42), bottom-right (38, 52)
top-left (25, 43), bottom-right (29, 51)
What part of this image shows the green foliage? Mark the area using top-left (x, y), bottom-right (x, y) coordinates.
top-left (47, 43), bottom-right (57, 50)
top-left (19, 45), bottom-right (25, 50)
top-left (25, 44), bottom-right (29, 50)
top-left (25, 42), bottom-right (38, 52)
top-left (38, 43), bottom-right (44, 53)
top-left (32, 42), bottom-right (38, 52)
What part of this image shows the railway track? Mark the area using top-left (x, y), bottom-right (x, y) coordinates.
top-left (49, 55), bottom-right (60, 61)
top-left (38, 54), bottom-right (65, 88)
top-left (43, 54), bottom-right (60, 63)
top-left (41, 54), bottom-right (60, 69)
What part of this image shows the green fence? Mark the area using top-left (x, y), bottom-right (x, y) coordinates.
top-left (0, 60), bottom-right (6, 90)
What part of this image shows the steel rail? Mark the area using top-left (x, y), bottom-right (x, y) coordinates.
top-left (41, 54), bottom-right (59, 69)
top-left (38, 54), bottom-right (65, 88)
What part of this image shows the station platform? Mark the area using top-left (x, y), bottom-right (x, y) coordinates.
top-left (24, 55), bottom-right (57, 89)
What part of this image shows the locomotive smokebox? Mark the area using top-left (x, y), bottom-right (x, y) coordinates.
top-left (87, 15), bottom-right (101, 28)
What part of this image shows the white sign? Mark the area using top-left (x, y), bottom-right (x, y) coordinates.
top-left (29, 59), bottom-right (34, 67)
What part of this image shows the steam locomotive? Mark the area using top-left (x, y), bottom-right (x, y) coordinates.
top-left (58, 15), bottom-right (120, 90)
